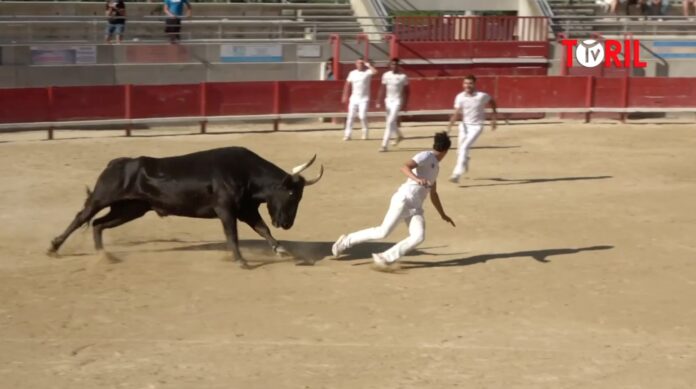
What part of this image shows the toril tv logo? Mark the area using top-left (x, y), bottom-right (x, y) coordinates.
top-left (561, 39), bottom-right (647, 68)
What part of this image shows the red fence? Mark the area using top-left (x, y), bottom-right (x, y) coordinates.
top-left (2, 76), bottom-right (696, 127)
top-left (393, 16), bottom-right (549, 42)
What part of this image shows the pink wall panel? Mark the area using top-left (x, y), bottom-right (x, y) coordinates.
top-left (52, 86), bottom-right (125, 121)
top-left (0, 88), bottom-right (50, 123)
top-left (206, 82), bottom-right (275, 116)
top-left (130, 84), bottom-right (200, 119)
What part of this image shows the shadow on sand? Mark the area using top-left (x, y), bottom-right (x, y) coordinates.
top-left (401, 245), bottom-right (614, 270)
top-left (459, 175), bottom-right (612, 189)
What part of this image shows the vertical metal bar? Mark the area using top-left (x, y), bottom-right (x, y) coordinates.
top-left (124, 84), bottom-right (132, 137)
top-left (46, 86), bottom-right (54, 140)
top-left (585, 76), bottom-right (594, 123)
top-left (621, 76), bottom-right (630, 123)
top-left (273, 81), bottom-right (280, 131)
top-left (199, 82), bottom-right (207, 134)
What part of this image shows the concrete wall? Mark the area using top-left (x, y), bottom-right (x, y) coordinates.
top-left (0, 40), bottom-right (396, 87)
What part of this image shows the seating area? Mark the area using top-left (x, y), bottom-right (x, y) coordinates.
top-left (0, 1), bottom-right (364, 43)
top-left (547, 0), bottom-right (696, 37)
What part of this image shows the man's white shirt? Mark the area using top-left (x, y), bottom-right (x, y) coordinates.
top-left (347, 69), bottom-right (374, 101)
top-left (454, 91), bottom-right (491, 125)
top-left (381, 71), bottom-right (408, 102)
top-left (399, 151), bottom-right (439, 206)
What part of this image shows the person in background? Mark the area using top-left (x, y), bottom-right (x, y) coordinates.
top-left (164, 0), bottom-right (192, 44)
top-left (105, 0), bottom-right (126, 44)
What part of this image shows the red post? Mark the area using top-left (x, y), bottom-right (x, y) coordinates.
top-left (621, 76), bottom-right (630, 123)
top-left (557, 33), bottom-right (569, 76)
top-left (585, 76), bottom-right (594, 123)
top-left (199, 82), bottom-right (207, 134)
top-left (385, 34), bottom-right (398, 60)
top-left (124, 84), bottom-right (132, 137)
top-left (356, 33), bottom-right (370, 60)
top-left (329, 34), bottom-right (341, 80)
top-left (273, 81), bottom-right (280, 131)
top-left (46, 86), bottom-right (54, 140)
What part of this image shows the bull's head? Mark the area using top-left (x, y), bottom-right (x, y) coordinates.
top-left (267, 155), bottom-right (323, 230)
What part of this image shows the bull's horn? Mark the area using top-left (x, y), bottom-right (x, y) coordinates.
top-left (291, 154), bottom-right (317, 175)
top-left (304, 165), bottom-right (324, 186)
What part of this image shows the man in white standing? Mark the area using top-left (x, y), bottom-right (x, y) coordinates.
top-left (332, 132), bottom-right (456, 271)
top-left (341, 58), bottom-right (378, 141)
top-left (376, 58), bottom-right (409, 152)
top-left (448, 74), bottom-right (498, 183)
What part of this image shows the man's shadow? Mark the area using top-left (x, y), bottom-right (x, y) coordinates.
top-left (401, 245), bottom-right (614, 270)
top-left (460, 176), bottom-right (612, 188)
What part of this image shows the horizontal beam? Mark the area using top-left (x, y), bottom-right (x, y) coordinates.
top-left (2, 107), bottom-right (695, 131)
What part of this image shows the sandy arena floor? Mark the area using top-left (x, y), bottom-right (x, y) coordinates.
top-left (0, 120), bottom-right (695, 388)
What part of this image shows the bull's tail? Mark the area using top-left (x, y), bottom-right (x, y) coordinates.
top-left (81, 186), bottom-right (95, 229)
top-left (84, 185), bottom-right (93, 206)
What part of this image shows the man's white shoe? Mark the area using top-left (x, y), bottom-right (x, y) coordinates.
top-left (391, 135), bottom-right (404, 146)
top-left (372, 253), bottom-right (398, 272)
top-left (342, 136), bottom-right (351, 141)
top-left (361, 131), bottom-right (369, 140)
top-left (448, 175), bottom-right (460, 184)
top-left (378, 146), bottom-right (387, 152)
top-left (372, 253), bottom-right (388, 267)
top-left (332, 234), bottom-right (348, 257)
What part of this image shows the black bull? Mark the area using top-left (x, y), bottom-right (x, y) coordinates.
top-left (47, 147), bottom-right (323, 268)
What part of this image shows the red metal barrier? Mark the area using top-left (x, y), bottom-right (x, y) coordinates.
top-left (627, 78), bottom-right (696, 108)
top-left (497, 76), bottom-right (587, 108)
top-left (0, 88), bottom-right (50, 123)
top-left (205, 82), bottom-right (275, 116)
top-left (279, 81), bottom-right (346, 114)
top-left (3, 77), bottom-right (696, 132)
top-left (131, 84), bottom-right (201, 119)
top-left (51, 86), bottom-right (125, 121)
top-left (394, 41), bottom-right (549, 60)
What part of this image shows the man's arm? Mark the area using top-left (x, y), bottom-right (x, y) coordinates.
top-left (489, 97), bottom-right (498, 131)
top-left (163, 3), bottom-right (174, 17)
top-left (400, 160), bottom-right (429, 186)
top-left (184, 0), bottom-right (192, 17)
top-left (341, 80), bottom-right (351, 104)
top-left (430, 182), bottom-right (455, 227)
top-left (366, 60), bottom-right (378, 75)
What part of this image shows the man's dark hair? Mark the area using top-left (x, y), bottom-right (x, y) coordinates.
top-left (433, 131), bottom-right (451, 152)
top-left (390, 58), bottom-right (400, 63)
top-left (464, 74), bottom-right (477, 82)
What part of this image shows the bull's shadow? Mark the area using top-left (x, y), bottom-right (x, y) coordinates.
top-left (400, 245), bottom-right (614, 270)
top-left (459, 175), bottom-right (612, 188)
top-left (136, 239), bottom-right (458, 263)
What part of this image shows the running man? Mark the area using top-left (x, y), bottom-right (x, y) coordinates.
top-left (448, 75), bottom-right (498, 184)
top-left (376, 58), bottom-right (409, 152)
top-left (332, 132), bottom-right (456, 270)
top-left (341, 59), bottom-right (378, 141)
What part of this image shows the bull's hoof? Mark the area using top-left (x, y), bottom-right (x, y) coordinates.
top-left (238, 261), bottom-right (251, 270)
top-left (274, 245), bottom-right (291, 257)
top-left (46, 248), bottom-right (60, 258)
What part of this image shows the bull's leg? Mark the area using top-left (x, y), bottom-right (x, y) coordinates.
top-left (91, 200), bottom-right (150, 250)
top-left (239, 209), bottom-right (289, 257)
top-left (215, 207), bottom-right (248, 269)
top-left (48, 204), bottom-right (104, 256)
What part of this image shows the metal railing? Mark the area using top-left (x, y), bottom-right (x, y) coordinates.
top-left (392, 16), bottom-right (549, 42)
